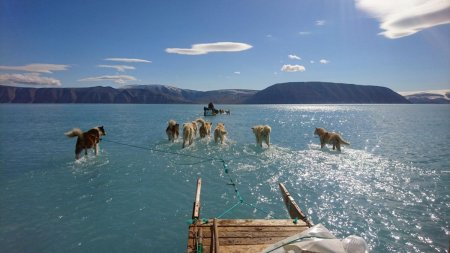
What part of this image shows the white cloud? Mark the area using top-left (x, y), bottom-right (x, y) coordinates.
top-left (288, 54), bottom-right (301, 60)
top-left (320, 59), bottom-right (330, 64)
top-left (310, 60), bottom-right (315, 64)
top-left (165, 42), bottom-right (253, 55)
top-left (104, 58), bottom-right (151, 63)
top-left (281, 64), bottom-right (306, 72)
top-left (355, 0), bottom-right (450, 38)
top-left (316, 20), bottom-right (326, 26)
top-left (79, 75), bottom-right (137, 85)
top-left (234, 71), bottom-right (241, 75)
top-left (0, 73), bottom-right (61, 86)
top-left (299, 31), bottom-right (311, 36)
top-left (0, 64), bottom-right (69, 73)
top-left (98, 65), bottom-right (136, 72)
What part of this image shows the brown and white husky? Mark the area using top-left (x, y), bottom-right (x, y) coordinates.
top-left (166, 120), bottom-right (179, 142)
top-left (65, 126), bottom-right (106, 159)
top-left (314, 127), bottom-right (349, 151)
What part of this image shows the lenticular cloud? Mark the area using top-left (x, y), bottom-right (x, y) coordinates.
top-left (0, 64), bottom-right (69, 74)
top-left (281, 64), bottom-right (306, 72)
top-left (0, 73), bottom-right (61, 86)
top-left (79, 75), bottom-right (137, 85)
top-left (166, 42), bottom-right (253, 55)
top-left (355, 0), bottom-right (450, 39)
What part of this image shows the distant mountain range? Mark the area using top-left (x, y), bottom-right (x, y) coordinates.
top-left (0, 84), bottom-right (257, 104)
top-left (398, 90), bottom-right (450, 104)
top-left (0, 82), bottom-right (414, 104)
top-left (245, 82), bottom-right (409, 104)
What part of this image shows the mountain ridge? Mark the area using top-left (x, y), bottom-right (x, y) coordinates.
top-left (245, 82), bottom-right (409, 104)
top-left (0, 82), bottom-right (411, 104)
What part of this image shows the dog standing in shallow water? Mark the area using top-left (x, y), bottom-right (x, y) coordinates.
top-left (314, 127), bottom-right (349, 151)
top-left (182, 122), bottom-right (195, 148)
top-left (196, 118), bottom-right (212, 138)
top-left (252, 125), bottom-right (271, 148)
top-left (65, 126), bottom-right (106, 159)
top-left (166, 120), bottom-right (179, 142)
top-left (214, 123), bottom-right (227, 144)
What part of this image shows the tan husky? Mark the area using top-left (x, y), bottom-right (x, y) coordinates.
top-left (196, 118), bottom-right (212, 138)
top-left (314, 127), bottom-right (349, 151)
top-left (251, 125), bottom-right (271, 148)
top-left (214, 123), bottom-right (227, 144)
top-left (182, 122), bottom-right (195, 148)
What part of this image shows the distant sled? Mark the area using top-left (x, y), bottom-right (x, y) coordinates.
top-left (204, 107), bottom-right (217, 116)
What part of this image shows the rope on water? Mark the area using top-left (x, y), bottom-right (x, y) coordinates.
top-left (216, 159), bottom-right (275, 219)
top-left (102, 138), bottom-right (279, 219)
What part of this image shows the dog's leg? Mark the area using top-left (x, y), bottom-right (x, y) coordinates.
top-left (320, 138), bottom-right (325, 149)
top-left (95, 144), bottom-right (99, 155)
top-left (336, 143), bottom-right (341, 152)
top-left (75, 146), bottom-right (83, 160)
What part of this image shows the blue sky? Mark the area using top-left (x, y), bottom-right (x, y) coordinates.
top-left (0, 0), bottom-right (449, 92)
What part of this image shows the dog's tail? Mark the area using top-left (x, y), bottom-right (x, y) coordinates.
top-left (196, 118), bottom-right (206, 126)
top-left (337, 136), bottom-right (350, 145)
top-left (65, 128), bottom-right (83, 139)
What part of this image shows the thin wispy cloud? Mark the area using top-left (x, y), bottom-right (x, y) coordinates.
top-left (165, 42), bottom-right (253, 55)
top-left (310, 60), bottom-right (315, 64)
top-left (0, 73), bottom-right (61, 86)
top-left (98, 65), bottom-right (135, 72)
top-left (355, 0), bottom-right (450, 39)
top-left (299, 31), bottom-right (311, 36)
top-left (79, 75), bottom-right (137, 85)
top-left (320, 59), bottom-right (330, 64)
top-left (104, 58), bottom-right (151, 63)
top-left (316, 20), bottom-right (326, 26)
top-left (234, 71), bottom-right (241, 75)
top-left (281, 64), bottom-right (306, 72)
top-left (288, 54), bottom-right (301, 60)
top-left (0, 64), bottom-right (69, 73)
